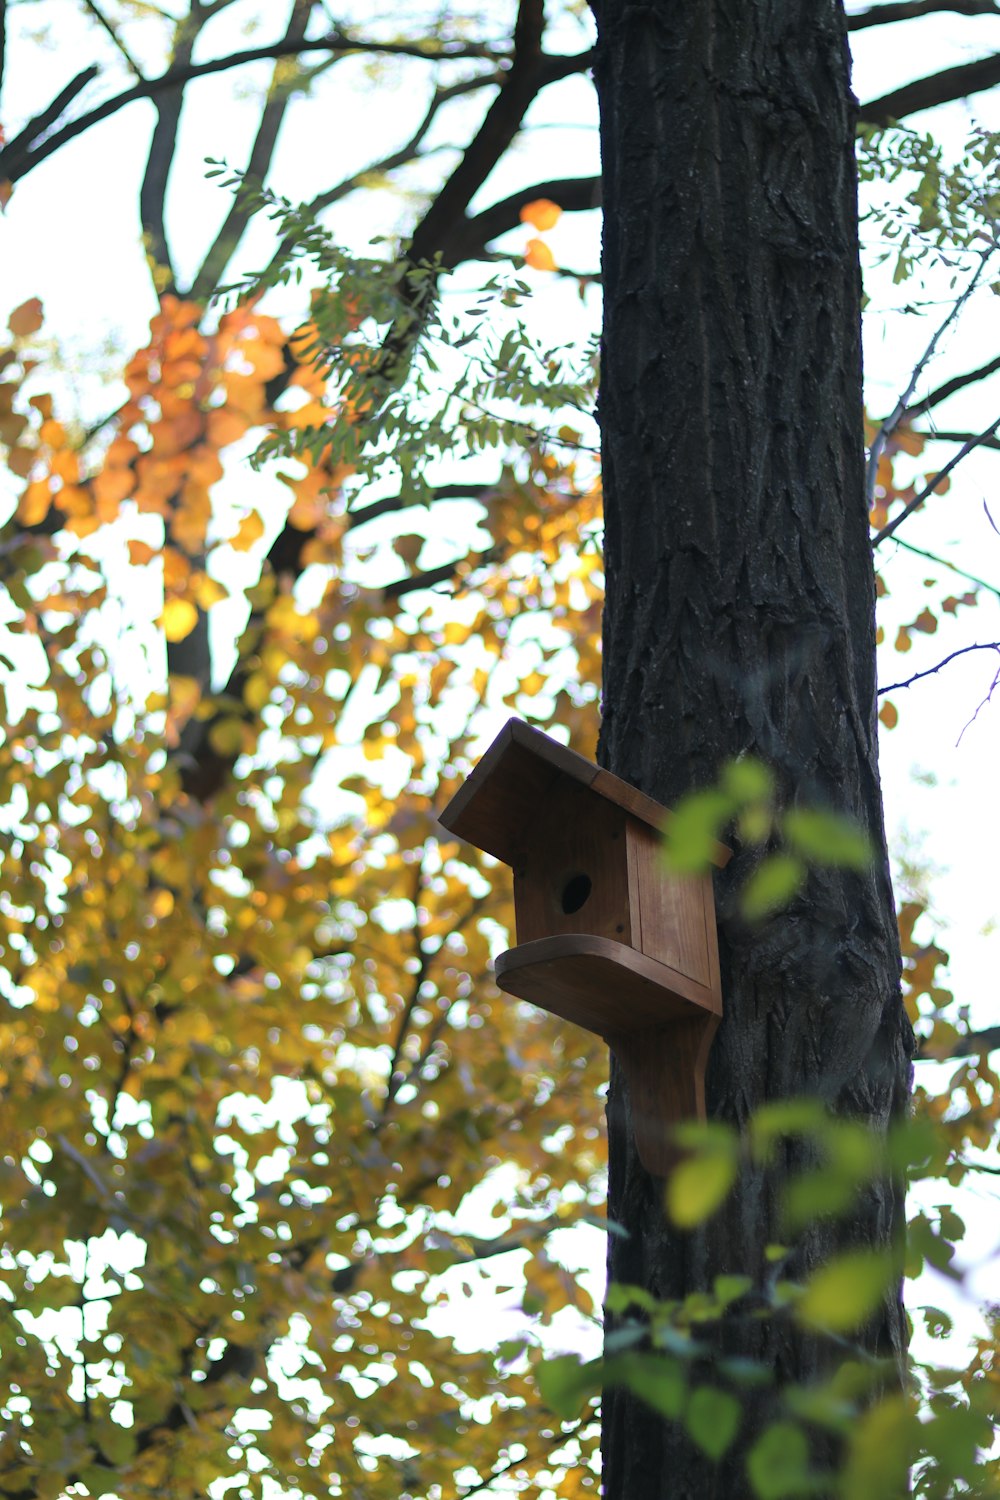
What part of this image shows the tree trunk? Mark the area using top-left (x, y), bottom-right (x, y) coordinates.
top-left (589, 1), bottom-right (913, 1493)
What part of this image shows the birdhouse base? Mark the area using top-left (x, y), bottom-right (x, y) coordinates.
top-left (495, 935), bottom-right (720, 1176)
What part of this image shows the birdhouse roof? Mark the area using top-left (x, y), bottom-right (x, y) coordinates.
top-left (437, 719), bottom-right (730, 868)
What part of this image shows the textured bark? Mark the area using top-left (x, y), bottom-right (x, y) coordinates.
top-left (589, 2), bottom-right (913, 1494)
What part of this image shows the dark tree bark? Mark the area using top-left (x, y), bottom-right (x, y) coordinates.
top-left (589, 2), bottom-right (913, 1494)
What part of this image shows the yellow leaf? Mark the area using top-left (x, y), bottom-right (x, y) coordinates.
top-left (8, 298), bottom-right (43, 338)
top-left (796, 1250), bottom-right (892, 1333)
top-left (150, 888), bottom-right (174, 919)
top-left (666, 1149), bottom-right (737, 1228)
top-left (209, 716), bottom-right (250, 756)
top-left (196, 574), bottom-right (229, 608)
top-left (232, 511), bottom-right (265, 551)
top-left (520, 198), bottom-right (562, 231)
top-left (160, 598), bottom-right (199, 642)
top-left (525, 238), bottom-right (557, 272)
top-left (243, 672), bottom-right (271, 712)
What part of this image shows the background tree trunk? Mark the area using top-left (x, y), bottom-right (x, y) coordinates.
top-left (589, 1), bottom-right (914, 1492)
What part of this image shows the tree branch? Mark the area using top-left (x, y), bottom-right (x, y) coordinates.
top-left (888, 534), bottom-right (1000, 598)
top-left (866, 251), bottom-right (991, 510)
top-left (188, 0), bottom-right (317, 301)
top-left (902, 352), bottom-right (1000, 422)
top-left (918, 1024), bottom-right (1000, 1057)
top-left (140, 12), bottom-right (210, 292)
top-left (0, 33), bottom-right (507, 185)
top-left (861, 51), bottom-right (1000, 124)
top-left (452, 174), bottom-right (601, 261)
top-left (871, 413), bottom-right (1000, 546)
top-left (80, 0), bottom-right (144, 76)
top-left (0, 66), bottom-right (99, 180)
top-left (878, 641), bottom-right (1000, 694)
top-left (848, 0), bottom-right (1000, 27)
top-left (407, 0), bottom-right (545, 270)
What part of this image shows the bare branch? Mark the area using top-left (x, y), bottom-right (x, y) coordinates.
top-left (140, 12), bottom-right (213, 291)
top-left (383, 545), bottom-right (501, 600)
top-left (871, 413), bottom-right (1000, 546)
top-left (258, 72), bottom-right (503, 286)
top-left (80, 0), bottom-right (144, 76)
top-left (878, 641), bottom-right (1000, 695)
top-left (866, 252), bottom-right (991, 510)
top-left (902, 353), bottom-right (1000, 422)
top-left (861, 50), bottom-right (1000, 124)
top-left (916, 428), bottom-right (1000, 449)
top-left (918, 1024), bottom-right (1000, 1057)
top-left (453, 174), bottom-right (601, 261)
top-left (0, 65), bottom-right (99, 178)
top-left (188, 0), bottom-right (317, 301)
top-left (407, 0), bottom-right (545, 272)
top-left (0, 31), bottom-right (508, 185)
top-left (848, 0), bottom-right (1000, 27)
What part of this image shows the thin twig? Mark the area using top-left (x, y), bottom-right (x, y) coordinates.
top-left (871, 413), bottom-right (1000, 547)
top-left (866, 250), bottom-right (991, 510)
top-left (878, 641), bottom-right (1000, 695)
top-left (957, 656), bottom-right (1000, 742)
top-left (887, 536), bottom-right (1000, 599)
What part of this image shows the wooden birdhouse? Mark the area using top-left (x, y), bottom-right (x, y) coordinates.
top-left (437, 719), bottom-right (730, 1176)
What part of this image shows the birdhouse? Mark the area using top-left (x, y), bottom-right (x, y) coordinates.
top-left (437, 719), bottom-right (730, 1176)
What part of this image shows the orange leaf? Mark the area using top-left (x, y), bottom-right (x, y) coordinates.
top-left (17, 478), bottom-right (51, 525)
top-left (8, 298), bottom-right (43, 338)
top-left (524, 238), bottom-right (557, 272)
top-left (520, 198), bottom-right (562, 232)
top-left (913, 608), bottom-right (937, 635)
top-left (879, 700), bottom-right (898, 730)
top-left (128, 540), bottom-right (156, 566)
top-left (207, 407), bottom-right (251, 447)
top-left (93, 467), bottom-right (136, 508)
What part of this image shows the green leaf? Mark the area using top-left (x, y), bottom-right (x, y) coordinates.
top-left (782, 808), bottom-right (873, 871)
top-left (662, 789), bottom-right (734, 873)
top-left (795, 1250), bottom-right (893, 1333)
top-left (536, 1353), bottom-right (601, 1419)
top-left (740, 854), bottom-right (805, 919)
top-left (839, 1394), bottom-right (912, 1500)
top-left (666, 1147), bottom-right (738, 1228)
top-left (714, 1274), bottom-right (752, 1307)
top-left (605, 1352), bottom-right (686, 1419)
top-left (722, 758), bottom-right (774, 803)
top-left (747, 1422), bottom-right (812, 1499)
top-left (685, 1386), bottom-right (741, 1459)
top-left (750, 1099), bottom-right (828, 1162)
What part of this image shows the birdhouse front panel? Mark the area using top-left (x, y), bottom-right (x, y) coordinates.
top-left (625, 822), bottom-right (719, 997)
top-left (510, 779), bottom-right (637, 949)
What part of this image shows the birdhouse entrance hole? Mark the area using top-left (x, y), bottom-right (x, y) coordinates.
top-left (437, 720), bottom-right (730, 1176)
top-left (560, 873), bottom-right (592, 914)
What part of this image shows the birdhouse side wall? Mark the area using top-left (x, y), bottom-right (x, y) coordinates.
top-left (510, 788), bottom-right (637, 948)
top-left (625, 821), bottom-right (719, 998)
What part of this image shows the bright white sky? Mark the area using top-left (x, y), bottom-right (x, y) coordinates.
top-left (2, 0), bottom-right (999, 1479)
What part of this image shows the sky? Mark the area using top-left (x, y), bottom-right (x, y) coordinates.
top-left (2, 0), bottom-right (1000, 1480)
